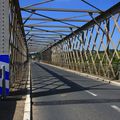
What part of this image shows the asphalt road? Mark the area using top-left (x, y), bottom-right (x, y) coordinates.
top-left (31, 62), bottom-right (120, 120)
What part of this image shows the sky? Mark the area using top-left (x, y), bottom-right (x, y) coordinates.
top-left (18, 0), bottom-right (120, 52)
top-left (19, 0), bottom-right (119, 9)
top-left (19, 0), bottom-right (120, 27)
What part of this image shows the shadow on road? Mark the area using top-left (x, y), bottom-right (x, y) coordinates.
top-left (31, 63), bottom-right (86, 98)
top-left (31, 63), bottom-right (120, 98)
top-left (33, 98), bottom-right (120, 106)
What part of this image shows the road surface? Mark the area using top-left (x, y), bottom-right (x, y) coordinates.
top-left (31, 62), bottom-right (120, 120)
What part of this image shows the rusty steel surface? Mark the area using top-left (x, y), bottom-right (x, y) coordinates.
top-left (42, 3), bottom-right (120, 80)
top-left (9, 0), bottom-right (28, 87)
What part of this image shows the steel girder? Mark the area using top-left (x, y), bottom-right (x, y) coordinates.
top-left (42, 3), bottom-right (120, 80)
top-left (0, 0), bottom-right (28, 94)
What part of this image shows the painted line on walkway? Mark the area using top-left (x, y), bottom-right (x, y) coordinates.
top-left (23, 63), bottom-right (31, 120)
top-left (111, 105), bottom-right (120, 113)
top-left (85, 90), bottom-right (97, 97)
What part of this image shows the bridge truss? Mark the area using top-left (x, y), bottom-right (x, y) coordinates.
top-left (41, 3), bottom-right (120, 80)
top-left (0, 0), bottom-right (28, 95)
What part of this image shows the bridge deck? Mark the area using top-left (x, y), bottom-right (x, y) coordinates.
top-left (31, 62), bottom-right (120, 120)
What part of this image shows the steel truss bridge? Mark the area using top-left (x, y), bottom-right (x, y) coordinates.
top-left (0, 0), bottom-right (120, 95)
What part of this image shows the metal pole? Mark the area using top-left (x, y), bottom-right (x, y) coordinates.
top-left (2, 65), bottom-right (6, 99)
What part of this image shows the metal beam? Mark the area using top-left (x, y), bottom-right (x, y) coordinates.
top-left (27, 39), bottom-right (59, 41)
top-left (30, 37), bottom-right (60, 40)
top-left (45, 2), bottom-right (120, 49)
top-left (27, 33), bottom-right (66, 36)
top-left (24, 24), bottom-right (77, 28)
top-left (25, 30), bottom-right (71, 32)
top-left (26, 26), bottom-right (71, 34)
top-left (29, 43), bottom-right (50, 45)
top-left (27, 35), bottom-right (61, 38)
top-left (22, 18), bottom-right (90, 22)
top-left (0, 0), bottom-right (9, 54)
top-left (21, 9), bottom-right (80, 28)
top-left (23, 12), bottom-right (34, 24)
top-left (28, 40), bottom-right (53, 43)
top-left (52, 2), bottom-right (120, 45)
top-left (21, 7), bottom-right (101, 13)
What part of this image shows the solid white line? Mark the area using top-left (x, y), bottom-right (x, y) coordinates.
top-left (85, 90), bottom-right (97, 97)
top-left (23, 63), bottom-right (31, 120)
top-left (111, 105), bottom-right (120, 112)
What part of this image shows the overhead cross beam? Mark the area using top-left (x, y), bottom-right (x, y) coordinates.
top-left (27, 38), bottom-right (59, 41)
top-left (24, 24), bottom-right (78, 28)
top-left (28, 40), bottom-right (53, 43)
top-left (25, 29), bottom-right (71, 33)
top-left (21, 7), bottom-right (101, 13)
top-left (28, 34), bottom-right (61, 38)
top-left (27, 33), bottom-right (66, 36)
top-left (21, 9), bottom-right (81, 28)
top-left (25, 27), bottom-right (71, 34)
top-left (22, 17), bottom-right (90, 22)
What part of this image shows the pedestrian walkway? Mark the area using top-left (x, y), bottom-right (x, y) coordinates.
top-left (0, 64), bottom-right (29, 120)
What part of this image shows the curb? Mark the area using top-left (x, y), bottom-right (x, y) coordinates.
top-left (40, 62), bottom-right (120, 87)
top-left (23, 63), bottom-right (31, 120)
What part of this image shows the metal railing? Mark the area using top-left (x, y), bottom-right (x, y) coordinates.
top-left (42, 3), bottom-right (120, 80)
top-left (9, 0), bottom-right (28, 87)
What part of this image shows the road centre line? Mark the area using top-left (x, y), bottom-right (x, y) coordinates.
top-left (85, 90), bottom-right (97, 97)
top-left (111, 105), bottom-right (120, 113)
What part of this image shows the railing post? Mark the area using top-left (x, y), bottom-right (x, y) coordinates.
top-left (1, 66), bottom-right (6, 99)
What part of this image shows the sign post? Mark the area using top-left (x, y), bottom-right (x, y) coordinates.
top-left (2, 66), bottom-right (6, 99)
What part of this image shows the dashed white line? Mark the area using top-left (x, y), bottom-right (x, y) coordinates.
top-left (85, 90), bottom-right (97, 97)
top-left (111, 105), bottom-right (120, 112)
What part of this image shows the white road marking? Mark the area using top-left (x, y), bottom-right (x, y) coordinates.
top-left (85, 90), bottom-right (97, 97)
top-left (111, 105), bottom-right (120, 112)
top-left (23, 63), bottom-right (31, 120)
top-left (61, 94), bottom-right (67, 97)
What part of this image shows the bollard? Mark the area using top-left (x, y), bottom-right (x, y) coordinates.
top-left (1, 66), bottom-right (6, 99)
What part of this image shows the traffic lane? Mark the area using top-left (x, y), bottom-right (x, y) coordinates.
top-left (31, 62), bottom-right (98, 102)
top-left (33, 101), bottom-right (120, 120)
top-left (37, 63), bottom-right (120, 113)
top-left (31, 63), bottom-right (120, 120)
top-left (32, 62), bottom-right (120, 106)
top-left (31, 62), bottom-right (105, 101)
top-left (38, 63), bottom-right (120, 99)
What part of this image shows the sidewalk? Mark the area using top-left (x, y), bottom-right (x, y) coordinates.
top-left (0, 64), bottom-right (29, 120)
top-left (0, 96), bottom-right (25, 120)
